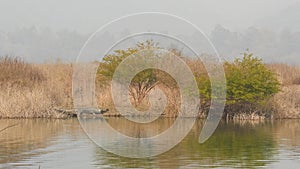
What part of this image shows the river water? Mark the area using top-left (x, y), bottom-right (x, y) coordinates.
top-left (0, 118), bottom-right (299, 168)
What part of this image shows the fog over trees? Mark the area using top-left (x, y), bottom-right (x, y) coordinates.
top-left (210, 25), bottom-right (300, 64)
top-left (0, 25), bottom-right (299, 64)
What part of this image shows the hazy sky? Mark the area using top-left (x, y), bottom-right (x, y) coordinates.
top-left (0, 0), bottom-right (300, 64)
top-left (1, 0), bottom-right (299, 34)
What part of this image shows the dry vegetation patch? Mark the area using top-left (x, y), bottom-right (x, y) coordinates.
top-left (0, 57), bottom-right (72, 118)
top-left (1, 55), bottom-right (300, 119)
top-left (267, 64), bottom-right (300, 118)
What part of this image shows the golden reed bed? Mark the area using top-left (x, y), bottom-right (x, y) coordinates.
top-left (0, 57), bottom-right (299, 119)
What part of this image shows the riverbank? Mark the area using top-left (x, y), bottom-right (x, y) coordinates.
top-left (0, 57), bottom-right (299, 119)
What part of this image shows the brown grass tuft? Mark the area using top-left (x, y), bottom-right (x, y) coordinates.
top-left (0, 56), bottom-right (45, 88)
top-left (268, 64), bottom-right (300, 85)
top-left (0, 57), bottom-right (73, 118)
top-left (267, 63), bottom-right (300, 118)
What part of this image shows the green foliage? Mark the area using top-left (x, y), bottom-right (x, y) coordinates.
top-left (98, 48), bottom-right (137, 80)
top-left (195, 52), bottom-right (280, 113)
top-left (196, 75), bottom-right (211, 104)
top-left (98, 40), bottom-right (158, 84)
top-left (97, 40), bottom-right (160, 106)
top-left (224, 52), bottom-right (280, 105)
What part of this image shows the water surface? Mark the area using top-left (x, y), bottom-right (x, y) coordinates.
top-left (0, 118), bottom-right (299, 168)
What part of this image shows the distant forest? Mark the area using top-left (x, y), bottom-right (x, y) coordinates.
top-left (0, 25), bottom-right (300, 64)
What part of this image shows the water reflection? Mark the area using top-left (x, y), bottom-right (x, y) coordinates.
top-left (80, 117), bottom-right (196, 158)
top-left (274, 120), bottom-right (300, 146)
top-left (93, 120), bottom-right (278, 168)
top-left (0, 119), bottom-right (62, 164)
top-left (0, 119), bottom-right (82, 168)
top-left (0, 118), bottom-right (299, 168)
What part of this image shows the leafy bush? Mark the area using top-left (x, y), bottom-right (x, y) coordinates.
top-left (194, 52), bottom-right (280, 117)
top-left (225, 53), bottom-right (280, 105)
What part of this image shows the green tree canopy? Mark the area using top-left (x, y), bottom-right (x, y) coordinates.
top-left (97, 40), bottom-right (159, 106)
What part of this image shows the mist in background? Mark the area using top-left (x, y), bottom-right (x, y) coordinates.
top-left (0, 0), bottom-right (299, 64)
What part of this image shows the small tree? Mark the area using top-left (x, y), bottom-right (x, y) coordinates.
top-left (98, 40), bottom-right (159, 107)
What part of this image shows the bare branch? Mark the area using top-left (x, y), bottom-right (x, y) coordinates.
top-left (0, 123), bottom-right (18, 133)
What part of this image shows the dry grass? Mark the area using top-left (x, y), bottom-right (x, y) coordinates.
top-left (38, 63), bottom-right (73, 110)
top-left (0, 57), bottom-right (72, 118)
top-left (0, 56), bottom-right (44, 88)
top-left (95, 71), bottom-right (181, 117)
top-left (95, 84), bottom-right (115, 111)
top-left (1, 56), bottom-right (300, 119)
top-left (270, 85), bottom-right (300, 118)
top-left (267, 64), bottom-right (300, 119)
top-left (268, 64), bottom-right (300, 85)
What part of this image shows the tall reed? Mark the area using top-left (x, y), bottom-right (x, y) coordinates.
top-left (0, 57), bottom-right (72, 118)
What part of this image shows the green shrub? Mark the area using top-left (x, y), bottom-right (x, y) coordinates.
top-left (225, 52), bottom-right (280, 105)
top-left (195, 52), bottom-right (280, 116)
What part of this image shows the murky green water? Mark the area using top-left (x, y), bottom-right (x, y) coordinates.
top-left (0, 118), bottom-right (299, 168)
